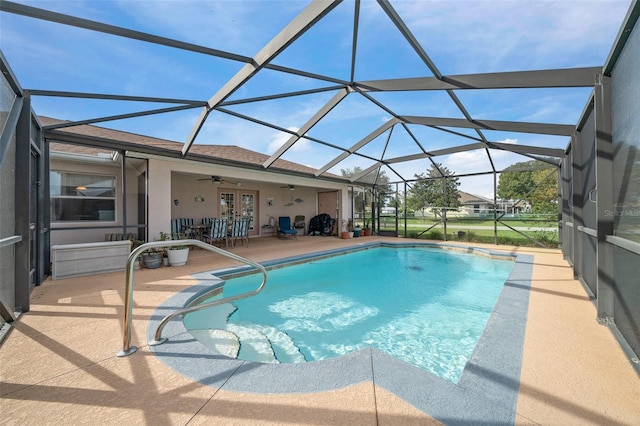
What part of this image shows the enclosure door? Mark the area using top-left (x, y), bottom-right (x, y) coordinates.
top-left (376, 190), bottom-right (398, 237)
top-left (218, 189), bottom-right (258, 237)
top-left (29, 149), bottom-right (39, 289)
top-left (137, 171), bottom-right (147, 242)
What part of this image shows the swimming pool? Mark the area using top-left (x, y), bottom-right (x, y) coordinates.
top-left (183, 246), bottom-right (514, 383)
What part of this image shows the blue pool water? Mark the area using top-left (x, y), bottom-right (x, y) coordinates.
top-left (184, 246), bottom-right (514, 382)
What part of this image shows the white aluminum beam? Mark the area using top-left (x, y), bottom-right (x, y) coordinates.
top-left (263, 87), bottom-right (349, 168)
top-left (314, 117), bottom-right (400, 176)
top-left (377, 0), bottom-right (440, 78)
top-left (384, 143), bottom-right (486, 164)
top-left (27, 90), bottom-right (206, 105)
top-left (182, 0), bottom-right (341, 156)
top-left (0, 1), bottom-right (250, 63)
top-left (403, 115), bottom-right (574, 136)
top-left (357, 67), bottom-right (601, 91)
top-left (489, 141), bottom-right (565, 157)
top-left (43, 104), bottom-right (201, 130)
top-left (314, 151), bottom-right (352, 177)
top-left (350, 161), bottom-right (383, 182)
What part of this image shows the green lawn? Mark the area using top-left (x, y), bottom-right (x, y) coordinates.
top-left (393, 217), bottom-right (557, 228)
top-left (376, 218), bottom-right (559, 248)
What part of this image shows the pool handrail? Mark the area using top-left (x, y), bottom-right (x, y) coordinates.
top-left (117, 239), bottom-right (268, 357)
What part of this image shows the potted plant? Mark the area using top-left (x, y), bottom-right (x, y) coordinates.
top-left (167, 232), bottom-right (189, 266)
top-left (158, 231), bottom-right (170, 266)
top-left (340, 219), bottom-right (350, 239)
top-left (353, 223), bottom-right (362, 237)
top-left (138, 240), bottom-right (163, 269)
top-left (361, 221), bottom-right (371, 236)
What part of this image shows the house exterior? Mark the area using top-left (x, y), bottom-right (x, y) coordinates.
top-left (457, 191), bottom-right (531, 217)
top-left (455, 191), bottom-right (494, 217)
top-left (43, 117), bottom-right (356, 248)
top-left (414, 191), bottom-right (531, 218)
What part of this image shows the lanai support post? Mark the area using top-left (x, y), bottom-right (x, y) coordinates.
top-left (594, 73), bottom-right (615, 324)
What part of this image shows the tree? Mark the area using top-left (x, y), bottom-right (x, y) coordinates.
top-left (498, 160), bottom-right (558, 214)
top-left (407, 163), bottom-right (460, 218)
top-left (530, 168), bottom-right (558, 214)
top-left (341, 166), bottom-right (392, 207)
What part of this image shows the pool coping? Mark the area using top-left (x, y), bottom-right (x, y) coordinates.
top-left (148, 242), bottom-right (532, 425)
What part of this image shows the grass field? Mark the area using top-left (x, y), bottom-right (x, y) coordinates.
top-left (375, 217), bottom-right (559, 248)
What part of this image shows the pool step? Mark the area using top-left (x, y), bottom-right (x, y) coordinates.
top-left (188, 328), bottom-right (240, 358)
top-left (186, 302), bottom-right (237, 330)
top-left (227, 323), bottom-right (279, 363)
top-left (186, 303), bottom-right (305, 364)
top-left (247, 323), bottom-right (306, 363)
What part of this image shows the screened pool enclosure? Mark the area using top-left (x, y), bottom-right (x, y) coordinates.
top-left (1, 0), bottom-right (639, 367)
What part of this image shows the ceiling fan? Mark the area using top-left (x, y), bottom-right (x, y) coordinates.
top-left (280, 184), bottom-right (295, 191)
top-left (198, 175), bottom-right (238, 185)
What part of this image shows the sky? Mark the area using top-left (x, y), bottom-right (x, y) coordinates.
top-left (0, 0), bottom-right (633, 197)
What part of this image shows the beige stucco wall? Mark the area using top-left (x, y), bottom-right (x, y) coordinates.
top-left (50, 152), bottom-right (353, 247)
top-left (144, 155), bottom-right (350, 240)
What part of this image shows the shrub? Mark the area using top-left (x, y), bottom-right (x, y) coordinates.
top-left (427, 230), bottom-right (443, 240)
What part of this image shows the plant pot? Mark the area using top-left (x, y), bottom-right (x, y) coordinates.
top-left (348, 232), bottom-right (354, 238)
top-left (353, 228), bottom-right (361, 237)
top-left (162, 256), bottom-right (169, 266)
top-left (341, 231), bottom-right (350, 239)
top-left (141, 252), bottom-right (162, 269)
top-left (167, 247), bottom-right (189, 266)
top-left (361, 229), bottom-right (370, 236)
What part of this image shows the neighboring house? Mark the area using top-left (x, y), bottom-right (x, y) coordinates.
top-left (43, 117), bottom-right (354, 248)
top-left (456, 192), bottom-right (531, 217)
top-left (495, 199), bottom-right (532, 216)
top-left (414, 191), bottom-right (531, 218)
top-left (455, 191), bottom-right (495, 217)
top-left (415, 191), bottom-right (494, 218)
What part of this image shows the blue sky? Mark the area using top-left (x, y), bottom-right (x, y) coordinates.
top-left (0, 0), bottom-right (632, 196)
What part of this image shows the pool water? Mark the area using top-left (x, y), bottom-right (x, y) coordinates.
top-left (184, 246), bottom-right (514, 383)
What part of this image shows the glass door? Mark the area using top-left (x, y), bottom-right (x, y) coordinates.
top-left (219, 191), bottom-right (235, 224)
top-left (219, 190), bottom-right (258, 236)
top-left (240, 192), bottom-right (255, 233)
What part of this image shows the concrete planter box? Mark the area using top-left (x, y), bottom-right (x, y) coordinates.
top-left (51, 240), bottom-right (132, 280)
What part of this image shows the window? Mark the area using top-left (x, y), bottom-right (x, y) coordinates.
top-left (50, 171), bottom-right (116, 221)
top-left (474, 204), bottom-right (480, 214)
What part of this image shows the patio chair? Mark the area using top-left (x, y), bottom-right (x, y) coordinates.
top-left (201, 217), bottom-right (214, 236)
top-left (230, 217), bottom-right (250, 247)
top-left (293, 215), bottom-right (305, 235)
top-left (278, 216), bottom-right (298, 240)
top-left (170, 218), bottom-right (194, 239)
top-left (204, 218), bottom-right (229, 248)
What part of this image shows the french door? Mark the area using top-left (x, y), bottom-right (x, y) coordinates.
top-left (218, 189), bottom-right (258, 237)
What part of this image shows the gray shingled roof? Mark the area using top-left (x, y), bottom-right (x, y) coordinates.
top-left (42, 116), bottom-right (346, 181)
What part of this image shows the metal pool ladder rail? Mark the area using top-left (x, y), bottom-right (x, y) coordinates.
top-left (117, 239), bottom-right (268, 357)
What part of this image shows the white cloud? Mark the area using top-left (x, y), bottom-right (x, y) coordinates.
top-left (267, 126), bottom-right (312, 153)
top-left (394, 0), bottom-right (631, 72)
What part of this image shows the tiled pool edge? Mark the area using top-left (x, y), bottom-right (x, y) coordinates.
top-left (147, 245), bottom-right (532, 424)
top-left (200, 241), bottom-right (516, 281)
top-left (372, 253), bottom-right (533, 424)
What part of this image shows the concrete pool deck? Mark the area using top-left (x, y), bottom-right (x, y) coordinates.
top-left (1, 236), bottom-right (639, 424)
